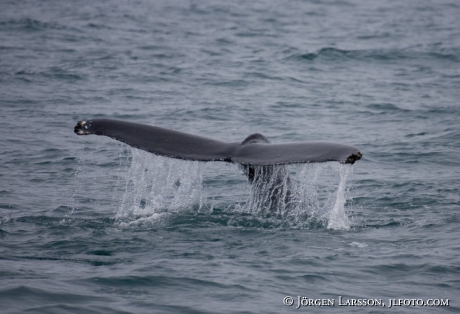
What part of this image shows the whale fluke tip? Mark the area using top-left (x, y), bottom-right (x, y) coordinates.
top-left (344, 151), bottom-right (362, 164)
top-left (74, 120), bottom-right (91, 135)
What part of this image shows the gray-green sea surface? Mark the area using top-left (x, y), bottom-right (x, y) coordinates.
top-left (1, 0), bottom-right (459, 313)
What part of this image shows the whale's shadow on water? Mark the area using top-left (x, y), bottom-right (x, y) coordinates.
top-left (73, 119), bottom-right (361, 230)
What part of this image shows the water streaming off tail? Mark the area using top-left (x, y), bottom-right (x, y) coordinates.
top-left (237, 162), bottom-right (354, 229)
top-left (108, 149), bottom-right (354, 229)
top-left (115, 149), bottom-right (205, 220)
top-left (292, 163), bottom-right (354, 230)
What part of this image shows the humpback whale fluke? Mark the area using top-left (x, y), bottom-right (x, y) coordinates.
top-left (74, 119), bottom-right (362, 166)
top-left (75, 119), bottom-right (361, 213)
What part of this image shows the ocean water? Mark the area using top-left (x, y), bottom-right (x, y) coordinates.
top-left (1, 0), bottom-right (460, 313)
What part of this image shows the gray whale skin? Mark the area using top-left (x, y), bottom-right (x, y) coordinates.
top-left (74, 119), bottom-right (362, 166)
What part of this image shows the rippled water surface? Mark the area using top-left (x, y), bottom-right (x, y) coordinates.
top-left (1, 0), bottom-right (460, 313)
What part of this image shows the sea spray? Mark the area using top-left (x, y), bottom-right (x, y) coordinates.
top-left (327, 164), bottom-right (353, 230)
top-left (73, 147), bottom-right (355, 229)
top-left (116, 149), bottom-right (205, 220)
top-left (239, 162), bottom-right (354, 229)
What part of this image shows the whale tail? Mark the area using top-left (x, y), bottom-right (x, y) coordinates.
top-left (74, 119), bottom-right (362, 166)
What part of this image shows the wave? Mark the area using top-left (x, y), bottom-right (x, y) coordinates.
top-left (0, 18), bottom-right (67, 32)
top-left (286, 46), bottom-right (460, 63)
